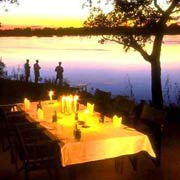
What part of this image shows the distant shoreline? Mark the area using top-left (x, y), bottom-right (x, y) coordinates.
top-left (0, 26), bottom-right (180, 37)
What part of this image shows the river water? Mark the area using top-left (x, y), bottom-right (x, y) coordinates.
top-left (0, 35), bottom-right (180, 103)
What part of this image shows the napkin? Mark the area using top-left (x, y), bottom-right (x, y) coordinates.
top-left (113, 115), bottom-right (122, 128)
top-left (87, 102), bottom-right (94, 115)
top-left (37, 108), bottom-right (44, 121)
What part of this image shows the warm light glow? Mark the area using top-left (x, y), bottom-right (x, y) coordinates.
top-left (24, 97), bottom-right (31, 110)
top-left (127, 20), bottom-right (135, 27)
top-left (113, 115), bottom-right (122, 128)
top-left (20, 100), bottom-right (156, 165)
top-left (48, 90), bottom-right (54, 102)
top-left (84, 109), bottom-right (89, 115)
top-left (86, 102), bottom-right (94, 115)
top-left (49, 90), bottom-right (54, 96)
top-left (37, 108), bottom-right (44, 120)
top-left (0, 0), bottom-right (90, 28)
top-left (73, 95), bottom-right (79, 112)
top-left (0, 0), bottom-right (178, 28)
top-left (11, 105), bottom-right (18, 112)
top-left (61, 95), bottom-right (79, 114)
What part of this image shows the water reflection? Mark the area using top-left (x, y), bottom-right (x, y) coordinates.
top-left (0, 36), bottom-right (180, 102)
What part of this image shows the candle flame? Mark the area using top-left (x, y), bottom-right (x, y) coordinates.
top-left (61, 95), bottom-right (79, 114)
top-left (49, 90), bottom-right (54, 97)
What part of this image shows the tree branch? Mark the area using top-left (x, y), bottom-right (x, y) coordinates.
top-left (131, 39), bottom-right (151, 63)
top-left (154, 0), bottom-right (165, 13)
top-left (160, 0), bottom-right (179, 24)
top-left (102, 35), bottom-right (151, 63)
top-left (171, 9), bottom-right (180, 14)
top-left (102, 35), bottom-right (123, 44)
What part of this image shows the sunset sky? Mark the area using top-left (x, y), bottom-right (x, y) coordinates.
top-left (0, 0), bottom-right (92, 28)
top-left (0, 0), bottom-right (177, 28)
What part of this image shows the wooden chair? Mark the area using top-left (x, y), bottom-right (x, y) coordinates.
top-left (112, 95), bottom-right (137, 126)
top-left (1, 108), bottom-right (39, 170)
top-left (115, 102), bottom-right (166, 172)
top-left (16, 126), bottom-right (61, 180)
top-left (2, 110), bottom-right (28, 165)
top-left (94, 88), bottom-right (112, 116)
top-left (0, 105), bottom-right (18, 150)
top-left (136, 104), bottom-right (167, 167)
top-left (113, 97), bottom-right (138, 172)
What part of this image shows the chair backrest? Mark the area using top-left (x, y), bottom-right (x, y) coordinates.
top-left (16, 126), bottom-right (60, 164)
top-left (94, 88), bottom-right (111, 103)
top-left (94, 88), bottom-right (112, 114)
top-left (139, 104), bottom-right (167, 167)
top-left (113, 96), bottom-right (136, 116)
top-left (4, 111), bottom-right (28, 134)
top-left (140, 104), bottom-right (167, 125)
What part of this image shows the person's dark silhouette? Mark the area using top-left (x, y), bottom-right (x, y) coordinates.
top-left (24, 59), bottom-right (30, 82)
top-left (33, 60), bottom-right (41, 83)
top-left (55, 62), bottom-right (64, 86)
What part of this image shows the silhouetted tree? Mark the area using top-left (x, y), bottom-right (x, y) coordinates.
top-left (0, 0), bottom-right (18, 5)
top-left (84, 0), bottom-right (180, 109)
top-left (0, 59), bottom-right (6, 78)
top-left (0, 0), bottom-right (18, 11)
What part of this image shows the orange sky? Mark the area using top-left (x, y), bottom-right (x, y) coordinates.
top-left (0, 0), bottom-right (91, 28)
top-left (0, 0), bottom-right (178, 28)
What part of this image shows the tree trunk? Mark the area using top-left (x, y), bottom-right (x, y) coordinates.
top-left (150, 58), bottom-right (163, 109)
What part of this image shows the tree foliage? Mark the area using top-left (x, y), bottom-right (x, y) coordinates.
top-left (0, 59), bottom-right (6, 78)
top-left (0, 0), bottom-right (18, 12)
top-left (84, 0), bottom-right (180, 108)
top-left (84, 0), bottom-right (180, 55)
top-left (0, 0), bottom-right (18, 6)
top-left (0, 0), bottom-right (18, 3)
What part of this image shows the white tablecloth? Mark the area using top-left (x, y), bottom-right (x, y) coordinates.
top-left (19, 101), bottom-right (156, 167)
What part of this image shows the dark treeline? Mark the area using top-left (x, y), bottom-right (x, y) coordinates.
top-left (0, 24), bottom-right (180, 37)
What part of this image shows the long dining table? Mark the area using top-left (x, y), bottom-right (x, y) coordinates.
top-left (17, 100), bottom-right (156, 168)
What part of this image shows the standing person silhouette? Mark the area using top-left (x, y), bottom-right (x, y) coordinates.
top-left (24, 59), bottom-right (30, 82)
top-left (33, 60), bottom-right (41, 83)
top-left (55, 61), bottom-right (64, 86)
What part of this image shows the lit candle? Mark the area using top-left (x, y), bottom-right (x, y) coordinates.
top-left (61, 95), bottom-right (79, 114)
top-left (67, 95), bottom-right (73, 114)
top-left (61, 96), bottom-right (65, 113)
top-left (73, 95), bottom-right (79, 112)
top-left (48, 90), bottom-right (54, 103)
top-left (37, 108), bottom-right (44, 121)
top-left (83, 109), bottom-right (89, 125)
top-left (24, 98), bottom-right (28, 108)
top-left (27, 99), bottom-right (31, 110)
top-left (24, 98), bottom-right (30, 110)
